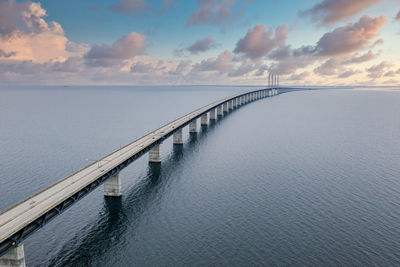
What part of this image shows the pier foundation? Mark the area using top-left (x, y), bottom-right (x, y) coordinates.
top-left (149, 145), bottom-right (161, 162)
top-left (210, 109), bottom-right (216, 120)
top-left (223, 103), bottom-right (228, 113)
top-left (228, 101), bottom-right (233, 110)
top-left (201, 114), bottom-right (208, 126)
top-left (217, 105), bottom-right (223, 116)
top-left (104, 173), bottom-right (121, 197)
top-left (173, 128), bottom-right (183, 145)
top-left (0, 243), bottom-right (25, 267)
top-left (189, 120), bottom-right (197, 133)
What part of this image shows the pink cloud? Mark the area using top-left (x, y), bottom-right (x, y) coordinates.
top-left (343, 50), bottom-right (379, 64)
top-left (384, 68), bottom-right (400, 77)
top-left (338, 69), bottom-right (361, 78)
top-left (130, 61), bottom-right (166, 73)
top-left (289, 71), bottom-right (310, 80)
top-left (109, 0), bottom-right (148, 14)
top-left (315, 15), bottom-right (386, 56)
top-left (314, 58), bottom-right (341, 76)
top-left (85, 32), bottom-right (146, 67)
top-left (0, 0), bottom-right (87, 63)
top-left (192, 50), bottom-right (233, 73)
top-left (302, 0), bottom-right (383, 26)
top-left (366, 61), bottom-right (392, 78)
top-left (186, 36), bottom-right (218, 54)
top-left (234, 24), bottom-right (288, 60)
top-left (0, 49), bottom-right (15, 58)
top-left (187, 0), bottom-right (235, 27)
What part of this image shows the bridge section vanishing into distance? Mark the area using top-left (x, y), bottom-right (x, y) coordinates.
top-left (0, 86), bottom-right (282, 266)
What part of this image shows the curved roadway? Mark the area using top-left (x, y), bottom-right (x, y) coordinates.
top-left (0, 87), bottom-right (278, 256)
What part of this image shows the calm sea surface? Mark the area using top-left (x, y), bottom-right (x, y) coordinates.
top-left (0, 86), bottom-right (399, 266)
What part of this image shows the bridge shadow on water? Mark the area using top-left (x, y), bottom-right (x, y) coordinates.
top-left (47, 108), bottom-right (240, 266)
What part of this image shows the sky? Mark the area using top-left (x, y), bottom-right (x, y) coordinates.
top-left (0, 0), bottom-right (399, 86)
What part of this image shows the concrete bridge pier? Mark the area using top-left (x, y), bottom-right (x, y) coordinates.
top-left (217, 105), bottom-right (223, 116)
top-left (233, 99), bottom-right (237, 109)
top-left (173, 128), bottom-right (183, 145)
top-left (149, 145), bottom-right (161, 163)
top-left (210, 109), bottom-right (216, 120)
top-left (0, 243), bottom-right (25, 267)
top-left (201, 113), bottom-right (208, 126)
top-left (189, 120), bottom-right (197, 133)
top-left (228, 100), bottom-right (233, 111)
top-left (223, 102), bottom-right (229, 113)
top-left (104, 173), bottom-right (122, 197)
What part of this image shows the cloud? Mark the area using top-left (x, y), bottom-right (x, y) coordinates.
top-left (338, 69), bottom-right (361, 78)
top-left (51, 56), bottom-right (84, 73)
top-left (192, 50), bottom-right (233, 73)
top-left (267, 15), bottom-right (385, 76)
top-left (0, 49), bottom-right (15, 58)
top-left (130, 60), bottom-right (166, 73)
top-left (289, 71), bottom-right (310, 80)
top-left (109, 0), bottom-right (148, 14)
top-left (187, 0), bottom-right (235, 27)
top-left (85, 32), bottom-right (146, 67)
top-left (384, 68), bottom-right (400, 77)
top-left (315, 15), bottom-right (386, 56)
top-left (186, 36), bottom-right (218, 54)
top-left (233, 24), bottom-right (288, 60)
top-left (168, 60), bottom-right (192, 75)
top-left (366, 61), bottom-right (392, 78)
top-left (343, 50), bottom-right (379, 64)
top-left (301, 0), bottom-right (383, 26)
top-left (314, 58), bottom-right (341, 76)
top-left (396, 11), bottom-right (400, 21)
top-left (268, 45), bottom-right (318, 75)
top-left (0, 0), bottom-right (63, 37)
top-left (228, 61), bottom-right (258, 77)
top-left (0, 0), bottom-right (86, 63)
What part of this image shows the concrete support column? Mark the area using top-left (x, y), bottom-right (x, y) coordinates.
top-left (233, 99), bottom-right (237, 109)
top-left (0, 243), bottom-right (26, 267)
top-left (223, 102), bottom-right (229, 113)
top-left (238, 97), bottom-right (242, 106)
top-left (173, 128), bottom-right (183, 144)
top-left (228, 100), bottom-right (233, 110)
top-left (149, 145), bottom-right (161, 163)
top-left (201, 113), bottom-right (208, 126)
top-left (104, 173), bottom-right (122, 197)
top-left (210, 109), bottom-right (216, 120)
top-left (189, 120), bottom-right (197, 133)
top-left (217, 105), bottom-right (223, 116)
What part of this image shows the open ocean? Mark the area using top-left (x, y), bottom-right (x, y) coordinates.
top-left (0, 86), bottom-right (399, 266)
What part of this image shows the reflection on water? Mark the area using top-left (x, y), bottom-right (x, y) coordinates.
top-left (1, 88), bottom-right (400, 266)
top-left (48, 113), bottom-right (230, 266)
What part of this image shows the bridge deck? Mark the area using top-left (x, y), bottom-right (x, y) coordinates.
top-left (0, 88), bottom-right (273, 254)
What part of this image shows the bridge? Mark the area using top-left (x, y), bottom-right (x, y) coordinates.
top-left (0, 85), bottom-right (281, 266)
